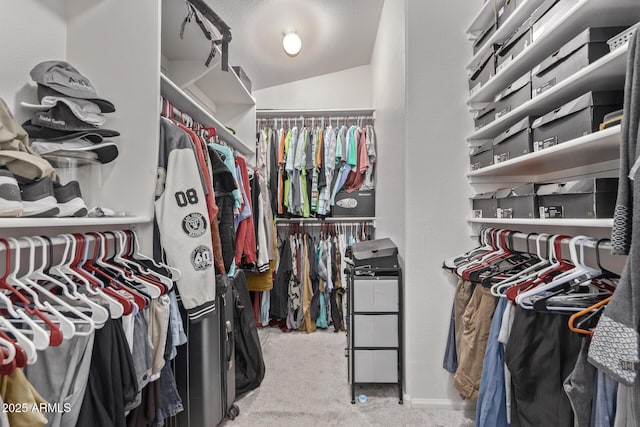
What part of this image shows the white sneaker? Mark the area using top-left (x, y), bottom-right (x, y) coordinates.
top-left (0, 170), bottom-right (23, 217)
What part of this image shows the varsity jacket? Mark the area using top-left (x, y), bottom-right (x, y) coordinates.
top-left (155, 118), bottom-right (216, 320)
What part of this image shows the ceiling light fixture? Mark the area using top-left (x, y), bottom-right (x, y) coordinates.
top-left (282, 31), bottom-right (302, 57)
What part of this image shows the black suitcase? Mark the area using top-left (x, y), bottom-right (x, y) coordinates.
top-left (350, 238), bottom-right (399, 269)
top-left (173, 276), bottom-right (238, 426)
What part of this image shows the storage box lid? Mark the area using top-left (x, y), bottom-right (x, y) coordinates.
top-left (496, 184), bottom-right (536, 199)
top-left (473, 103), bottom-right (496, 120)
top-left (351, 238), bottom-right (398, 262)
top-left (473, 21), bottom-right (497, 48)
top-left (494, 72), bottom-right (531, 102)
top-left (498, 24), bottom-right (530, 57)
top-left (532, 91), bottom-right (624, 129)
top-left (469, 50), bottom-right (495, 80)
top-left (493, 116), bottom-right (532, 146)
top-left (537, 178), bottom-right (618, 195)
top-left (470, 140), bottom-right (493, 156)
top-left (533, 27), bottom-right (628, 77)
top-left (471, 192), bottom-right (496, 200)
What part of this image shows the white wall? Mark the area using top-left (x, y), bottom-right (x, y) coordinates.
top-left (254, 65), bottom-right (372, 110)
top-left (370, 0), bottom-right (406, 256)
top-left (0, 1), bottom-right (67, 120)
top-left (403, 0), bottom-right (476, 407)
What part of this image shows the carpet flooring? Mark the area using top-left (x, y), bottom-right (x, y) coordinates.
top-left (221, 327), bottom-right (475, 427)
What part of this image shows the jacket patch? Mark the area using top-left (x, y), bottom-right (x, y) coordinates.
top-left (191, 245), bottom-right (212, 271)
top-left (182, 212), bottom-right (207, 238)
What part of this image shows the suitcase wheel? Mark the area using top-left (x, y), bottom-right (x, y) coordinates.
top-left (226, 404), bottom-right (240, 420)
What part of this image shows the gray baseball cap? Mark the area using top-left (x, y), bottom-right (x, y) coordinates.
top-left (30, 61), bottom-right (115, 113)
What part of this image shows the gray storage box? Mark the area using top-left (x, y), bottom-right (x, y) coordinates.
top-left (496, 184), bottom-right (538, 218)
top-left (469, 50), bottom-right (496, 92)
top-left (353, 350), bottom-right (398, 383)
top-left (493, 116), bottom-right (534, 163)
top-left (498, 0), bottom-right (518, 27)
top-left (531, 91), bottom-right (624, 152)
top-left (473, 21), bottom-right (497, 55)
top-left (472, 192), bottom-right (498, 219)
top-left (532, 27), bottom-right (626, 97)
top-left (470, 140), bottom-right (494, 170)
top-left (474, 103), bottom-right (496, 130)
top-left (333, 190), bottom-right (375, 217)
top-left (537, 178), bottom-right (618, 219)
top-left (494, 73), bottom-right (532, 119)
top-left (497, 26), bottom-right (531, 71)
top-left (354, 315), bottom-right (398, 347)
top-left (351, 238), bottom-right (399, 269)
top-left (232, 66), bottom-right (252, 93)
top-left (353, 277), bottom-right (399, 312)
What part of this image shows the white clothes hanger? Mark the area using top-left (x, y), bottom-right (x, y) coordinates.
top-left (0, 316), bottom-right (37, 364)
top-left (6, 238), bottom-right (76, 340)
top-left (19, 236), bottom-right (96, 335)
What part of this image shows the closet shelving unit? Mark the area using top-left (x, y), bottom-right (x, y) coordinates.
top-left (465, 0), bottom-right (640, 232)
top-left (1, 0), bottom-right (162, 245)
top-left (161, 0), bottom-right (257, 158)
top-left (467, 0), bottom-right (545, 58)
top-left (468, 0), bottom-right (640, 105)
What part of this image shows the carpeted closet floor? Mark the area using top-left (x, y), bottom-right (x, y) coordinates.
top-left (221, 327), bottom-right (475, 427)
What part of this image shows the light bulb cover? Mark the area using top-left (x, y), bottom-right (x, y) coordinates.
top-left (283, 32), bottom-right (302, 57)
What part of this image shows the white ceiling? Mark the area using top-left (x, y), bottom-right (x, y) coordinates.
top-left (202, 0), bottom-right (385, 90)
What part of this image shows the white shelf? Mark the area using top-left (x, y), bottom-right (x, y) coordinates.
top-left (467, 217), bottom-right (614, 227)
top-left (468, 126), bottom-right (621, 180)
top-left (160, 73), bottom-right (254, 155)
top-left (468, 45), bottom-right (628, 140)
top-left (467, 0), bottom-right (502, 35)
top-left (160, 0), bottom-right (254, 106)
top-left (0, 216), bottom-right (152, 229)
top-left (468, 0), bottom-right (640, 104)
top-left (467, 0), bottom-right (546, 67)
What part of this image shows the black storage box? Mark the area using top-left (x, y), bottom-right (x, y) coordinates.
top-left (333, 190), bottom-right (375, 217)
top-left (496, 184), bottom-right (538, 218)
top-left (473, 21), bottom-right (497, 55)
top-left (532, 27), bottom-right (626, 97)
top-left (531, 91), bottom-right (624, 152)
top-left (474, 103), bottom-right (496, 130)
top-left (472, 192), bottom-right (498, 219)
top-left (537, 178), bottom-right (618, 219)
top-left (470, 140), bottom-right (494, 171)
top-left (350, 238), bottom-right (399, 269)
top-left (469, 50), bottom-right (496, 93)
top-left (232, 66), bottom-right (252, 93)
top-left (497, 25), bottom-right (531, 72)
top-left (493, 116), bottom-right (533, 163)
top-left (498, 0), bottom-right (518, 27)
top-left (494, 73), bottom-right (532, 119)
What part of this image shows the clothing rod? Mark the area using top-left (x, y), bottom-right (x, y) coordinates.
top-left (275, 217), bottom-right (374, 223)
top-left (256, 108), bottom-right (375, 117)
top-left (479, 230), bottom-right (613, 251)
top-left (0, 232), bottom-right (123, 252)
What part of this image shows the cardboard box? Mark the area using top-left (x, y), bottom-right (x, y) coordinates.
top-left (473, 21), bottom-right (497, 55)
top-left (498, 0), bottom-right (518, 27)
top-left (493, 116), bottom-right (534, 163)
top-left (496, 184), bottom-right (538, 218)
top-left (333, 190), bottom-right (375, 217)
top-left (472, 192), bottom-right (498, 219)
top-left (474, 103), bottom-right (496, 130)
top-left (531, 91), bottom-right (624, 152)
top-left (494, 73), bottom-right (532, 119)
top-left (497, 26), bottom-right (531, 72)
top-left (532, 27), bottom-right (626, 97)
top-left (469, 50), bottom-right (496, 92)
top-left (470, 140), bottom-right (494, 171)
top-left (537, 178), bottom-right (618, 219)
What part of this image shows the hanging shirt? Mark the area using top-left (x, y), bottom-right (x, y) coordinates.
top-left (343, 127), bottom-right (370, 192)
top-left (212, 143), bottom-right (243, 209)
top-left (361, 125), bottom-right (377, 190)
